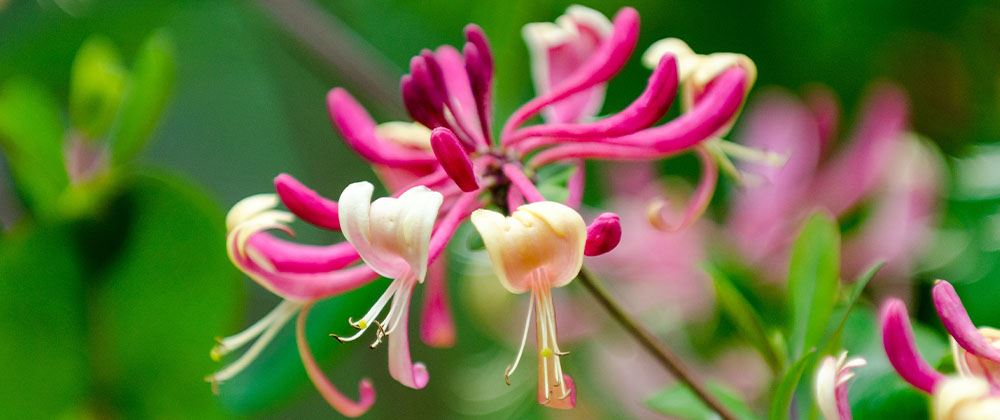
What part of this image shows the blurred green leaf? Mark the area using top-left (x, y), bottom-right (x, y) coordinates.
top-left (820, 261), bottom-right (884, 355)
top-left (768, 349), bottom-right (818, 420)
top-left (536, 163), bottom-right (576, 203)
top-left (706, 263), bottom-right (783, 374)
top-left (109, 30), bottom-right (176, 164)
top-left (646, 382), bottom-right (758, 420)
top-left (0, 78), bottom-right (68, 217)
top-left (90, 171), bottom-right (240, 418)
top-left (0, 224), bottom-right (87, 418)
top-left (70, 36), bottom-right (126, 140)
top-left (787, 212), bottom-right (840, 360)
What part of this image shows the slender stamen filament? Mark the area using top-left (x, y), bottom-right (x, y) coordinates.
top-left (208, 300), bottom-right (303, 387)
top-left (213, 299), bottom-right (299, 360)
top-left (530, 271), bottom-right (571, 405)
top-left (331, 274), bottom-right (417, 349)
top-left (505, 290), bottom-right (535, 385)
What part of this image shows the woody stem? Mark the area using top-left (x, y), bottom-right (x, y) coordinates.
top-left (576, 267), bottom-right (737, 420)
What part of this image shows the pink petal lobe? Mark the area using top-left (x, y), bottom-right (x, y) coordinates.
top-left (387, 281), bottom-right (430, 389)
top-left (245, 234), bottom-right (359, 273)
top-left (430, 127), bottom-right (479, 192)
top-left (296, 303), bottom-right (376, 417)
top-left (585, 212), bottom-right (622, 256)
top-left (420, 258), bottom-right (456, 347)
top-left (933, 280), bottom-right (1000, 363)
top-left (327, 88), bottom-right (438, 167)
top-left (274, 174), bottom-right (341, 230)
top-left (880, 298), bottom-right (944, 393)
top-left (648, 146), bottom-right (718, 232)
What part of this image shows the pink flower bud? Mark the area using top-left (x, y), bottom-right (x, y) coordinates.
top-left (430, 127), bottom-right (479, 192)
top-left (585, 212), bottom-right (622, 256)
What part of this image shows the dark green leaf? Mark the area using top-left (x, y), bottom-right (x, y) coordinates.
top-left (0, 78), bottom-right (68, 216)
top-left (0, 224), bottom-right (87, 418)
top-left (706, 263), bottom-right (783, 373)
top-left (90, 171), bottom-right (240, 418)
top-left (109, 30), bottom-right (176, 164)
top-left (70, 36), bottom-right (126, 139)
top-left (820, 261), bottom-right (884, 354)
top-left (787, 212), bottom-right (840, 359)
top-left (769, 350), bottom-right (818, 420)
top-left (647, 382), bottom-right (758, 420)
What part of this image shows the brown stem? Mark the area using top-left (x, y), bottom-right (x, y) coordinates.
top-left (576, 267), bottom-right (737, 420)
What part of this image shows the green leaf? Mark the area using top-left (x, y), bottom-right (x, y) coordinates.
top-left (108, 30), bottom-right (176, 164)
top-left (768, 350), bottom-right (818, 420)
top-left (787, 212), bottom-right (840, 360)
top-left (0, 78), bottom-right (69, 216)
top-left (90, 171), bottom-right (240, 418)
top-left (0, 224), bottom-right (88, 418)
top-left (70, 36), bottom-right (126, 139)
top-left (820, 261), bottom-right (884, 354)
top-left (647, 382), bottom-right (758, 420)
top-left (706, 263), bottom-right (783, 373)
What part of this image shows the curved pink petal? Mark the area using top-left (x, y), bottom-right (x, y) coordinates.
top-left (433, 46), bottom-right (487, 145)
top-left (420, 258), bottom-right (455, 348)
top-left (510, 54), bottom-right (678, 147)
top-left (245, 234), bottom-right (359, 274)
top-left (648, 146), bottom-right (718, 232)
top-left (813, 85), bottom-right (908, 215)
top-left (933, 280), bottom-right (1000, 364)
top-left (565, 160), bottom-right (585, 209)
top-left (502, 7), bottom-right (639, 139)
top-left (804, 86), bottom-right (841, 152)
top-left (428, 192), bottom-right (482, 262)
top-left (430, 127), bottom-right (479, 192)
top-left (296, 303), bottom-right (376, 417)
top-left (327, 88), bottom-right (439, 168)
top-left (463, 24), bottom-right (494, 142)
top-left (274, 173), bottom-right (341, 231)
top-left (881, 298), bottom-right (944, 393)
top-left (528, 67), bottom-right (746, 166)
top-left (387, 281), bottom-right (429, 389)
top-left (502, 163), bottom-right (546, 202)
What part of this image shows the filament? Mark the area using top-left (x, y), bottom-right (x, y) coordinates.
top-left (505, 291), bottom-right (535, 385)
top-left (209, 300), bottom-right (302, 384)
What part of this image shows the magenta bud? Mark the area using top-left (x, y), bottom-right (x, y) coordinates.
top-left (880, 298), bottom-right (944, 393)
top-left (584, 213), bottom-right (622, 256)
top-left (430, 127), bottom-right (479, 192)
top-left (274, 173), bottom-right (340, 230)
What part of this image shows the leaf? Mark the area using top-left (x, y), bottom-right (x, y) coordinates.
top-left (768, 349), bottom-right (818, 420)
top-left (90, 171), bottom-right (240, 418)
top-left (0, 78), bottom-right (69, 216)
top-left (70, 36), bottom-right (127, 139)
top-left (0, 224), bottom-right (88, 418)
top-left (647, 382), bottom-right (758, 420)
top-left (108, 30), bottom-right (176, 164)
top-left (787, 212), bottom-right (840, 360)
top-left (706, 263), bottom-right (783, 373)
top-left (819, 261), bottom-right (884, 354)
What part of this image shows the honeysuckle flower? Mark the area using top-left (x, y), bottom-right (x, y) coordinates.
top-left (727, 86), bottom-right (943, 293)
top-left (880, 280), bottom-right (1000, 396)
top-left (815, 351), bottom-right (867, 420)
top-left (216, 4), bottom-right (757, 413)
top-left (933, 377), bottom-right (1000, 420)
top-left (470, 201), bottom-right (586, 409)
top-left (584, 212), bottom-right (622, 256)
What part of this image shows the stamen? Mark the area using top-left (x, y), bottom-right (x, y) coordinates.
top-left (212, 300), bottom-right (300, 360)
top-left (505, 290), bottom-right (535, 385)
top-left (207, 300), bottom-right (302, 386)
top-left (714, 138), bottom-right (788, 167)
top-left (331, 279), bottom-right (403, 343)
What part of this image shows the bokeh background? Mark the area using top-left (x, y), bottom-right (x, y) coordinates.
top-left (2, 0), bottom-right (1000, 418)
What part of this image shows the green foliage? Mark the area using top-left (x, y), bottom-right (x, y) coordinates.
top-left (647, 382), bottom-right (758, 420)
top-left (786, 212), bottom-right (841, 360)
top-left (0, 78), bottom-right (69, 217)
top-left (768, 350), bottom-right (818, 420)
top-left (109, 30), bottom-right (176, 164)
top-left (706, 263), bottom-right (783, 373)
top-left (0, 224), bottom-right (88, 418)
top-left (70, 36), bottom-right (126, 140)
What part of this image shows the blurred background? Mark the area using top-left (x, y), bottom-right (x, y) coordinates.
top-left (2, 0), bottom-right (1000, 418)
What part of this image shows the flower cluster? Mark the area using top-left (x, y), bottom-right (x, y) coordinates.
top-left (208, 5), bottom-right (758, 416)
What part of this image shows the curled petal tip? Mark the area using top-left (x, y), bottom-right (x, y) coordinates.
top-left (274, 174), bottom-right (341, 231)
top-left (430, 127), bottom-right (479, 192)
top-left (933, 280), bottom-right (1000, 364)
top-left (584, 212), bottom-right (621, 256)
top-left (880, 298), bottom-right (944, 393)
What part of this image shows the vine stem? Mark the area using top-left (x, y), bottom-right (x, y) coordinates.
top-left (576, 267), bottom-right (737, 420)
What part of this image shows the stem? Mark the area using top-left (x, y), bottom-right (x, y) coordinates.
top-left (576, 267), bottom-right (737, 420)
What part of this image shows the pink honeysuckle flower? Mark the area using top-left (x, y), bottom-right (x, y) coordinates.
top-left (814, 351), bottom-right (866, 420)
top-left (470, 201), bottom-right (587, 410)
top-left (727, 86), bottom-right (943, 291)
top-left (216, 4), bottom-right (757, 412)
top-left (584, 212), bottom-right (622, 256)
top-left (879, 280), bottom-right (1000, 396)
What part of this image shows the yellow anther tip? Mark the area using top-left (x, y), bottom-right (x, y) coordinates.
top-left (540, 347), bottom-right (553, 357)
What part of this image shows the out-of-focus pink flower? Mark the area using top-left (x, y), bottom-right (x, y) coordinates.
top-left (815, 351), bottom-right (866, 420)
top-left (728, 86), bottom-right (943, 290)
